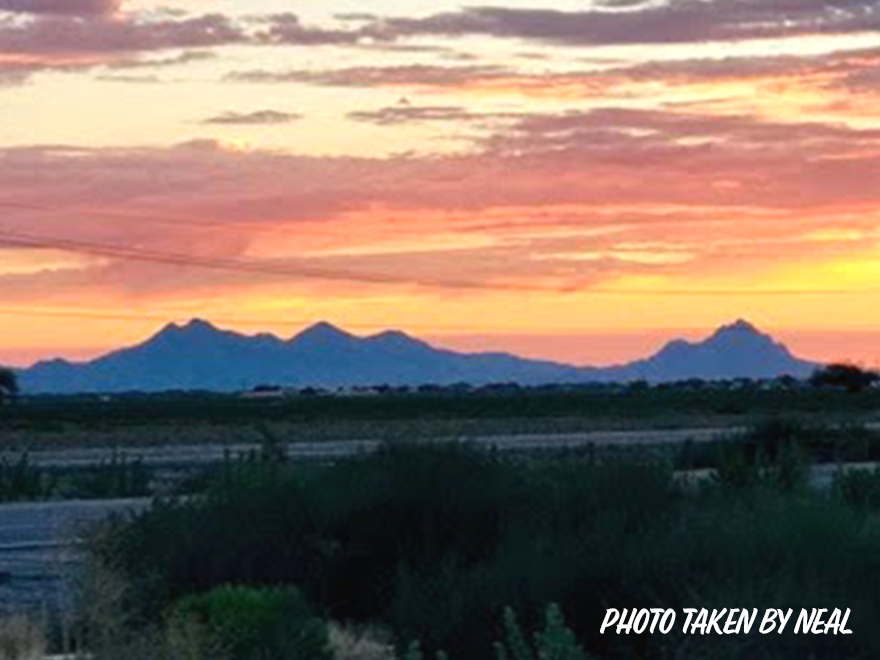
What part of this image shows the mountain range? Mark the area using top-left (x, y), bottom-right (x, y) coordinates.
top-left (15, 319), bottom-right (818, 394)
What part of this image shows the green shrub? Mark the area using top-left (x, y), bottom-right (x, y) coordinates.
top-left (712, 422), bottom-right (808, 491)
top-left (496, 605), bottom-right (595, 660)
top-left (0, 454), bottom-right (52, 502)
top-left (713, 441), bottom-right (760, 489)
top-left (66, 451), bottom-right (151, 499)
top-left (167, 586), bottom-right (328, 660)
top-left (835, 468), bottom-right (880, 509)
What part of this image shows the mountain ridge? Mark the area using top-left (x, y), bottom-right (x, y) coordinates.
top-left (17, 319), bottom-right (819, 393)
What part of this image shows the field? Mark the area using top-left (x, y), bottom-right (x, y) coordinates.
top-left (4, 383), bottom-right (880, 450)
top-left (3, 384), bottom-right (880, 659)
top-left (79, 443), bottom-right (880, 660)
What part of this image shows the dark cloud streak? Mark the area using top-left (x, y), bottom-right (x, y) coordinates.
top-left (203, 109), bottom-right (302, 125)
top-left (367, 1), bottom-right (880, 46)
top-left (228, 64), bottom-right (513, 87)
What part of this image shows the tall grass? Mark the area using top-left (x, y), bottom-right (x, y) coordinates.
top-left (0, 451), bottom-right (151, 502)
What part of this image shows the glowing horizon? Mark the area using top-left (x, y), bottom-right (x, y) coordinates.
top-left (1, 315), bottom-right (878, 373)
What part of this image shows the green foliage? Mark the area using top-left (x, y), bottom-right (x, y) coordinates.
top-left (713, 440), bottom-right (761, 489)
top-left (835, 467), bottom-right (880, 509)
top-left (0, 450), bottom-right (152, 502)
top-left (495, 604), bottom-right (592, 660)
top-left (0, 454), bottom-right (52, 502)
top-left (65, 451), bottom-right (151, 499)
top-left (713, 421), bottom-right (808, 491)
top-left (167, 586), bottom-right (328, 660)
top-left (495, 605), bottom-right (593, 660)
top-left (499, 609), bottom-right (534, 660)
top-left (14, 383), bottom-right (880, 437)
top-left (92, 444), bottom-right (880, 660)
top-left (402, 641), bottom-right (424, 660)
top-left (676, 419), bottom-right (853, 491)
top-left (535, 605), bottom-right (592, 660)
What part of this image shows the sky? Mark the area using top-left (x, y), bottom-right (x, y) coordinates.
top-left (3, 0), bottom-right (880, 367)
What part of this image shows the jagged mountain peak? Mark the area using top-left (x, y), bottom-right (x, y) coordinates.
top-left (708, 319), bottom-right (765, 341)
top-left (139, 318), bottom-right (282, 354)
top-left (18, 317), bottom-right (821, 393)
top-left (626, 319), bottom-right (810, 381)
top-left (290, 321), bottom-right (355, 347)
top-left (367, 329), bottom-right (425, 347)
top-left (704, 319), bottom-right (788, 354)
top-left (154, 318), bottom-right (221, 339)
top-left (717, 318), bottom-right (759, 333)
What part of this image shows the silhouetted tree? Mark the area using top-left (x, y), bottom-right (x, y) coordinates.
top-left (0, 368), bottom-right (17, 407)
top-left (776, 375), bottom-right (800, 390)
top-left (810, 363), bottom-right (880, 393)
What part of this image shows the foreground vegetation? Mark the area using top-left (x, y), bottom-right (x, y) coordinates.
top-left (70, 441), bottom-right (880, 660)
top-left (4, 417), bottom-right (880, 503)
top-left (0, 451), bottom-right (151, 502)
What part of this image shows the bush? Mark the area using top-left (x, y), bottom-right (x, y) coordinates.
top-left (167, 586), bottom-right (329, 660)
top-left (835, 467), bottom-right (880, 509)
top-left (0, 450), bottom-right (152, 502)
top-left (496, 604), bottom-right (596, 660)
top-left (0, 454), bottom-right (52, 502)
top-left (65, 451), bottom-right (151, 499)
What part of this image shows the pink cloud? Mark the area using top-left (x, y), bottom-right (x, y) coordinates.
top-left (1, 105), bottom-right (880, 305)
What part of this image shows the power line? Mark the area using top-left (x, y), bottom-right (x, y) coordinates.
top-left (0, 201), bottom-right (518, 290)
top-left (0, 226), bottom-right (537, 291)
top-left (2, 203), bottom-right (880, 296)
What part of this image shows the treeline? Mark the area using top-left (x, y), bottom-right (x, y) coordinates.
top-left (6, 374), bottom-right (880, 430)
top-left (85, 442), bottom-right (880, 660)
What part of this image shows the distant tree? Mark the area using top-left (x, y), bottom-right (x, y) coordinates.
top-left (776, 375), bottom-right (800, 390)
top-left (626, 380), bottom-right (650, 394)
top-left (0, 368), bottom-right (18, 407)
top-left (810, 363), bottom-right (880, 393)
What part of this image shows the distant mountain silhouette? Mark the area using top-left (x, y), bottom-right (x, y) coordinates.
top-left (606, 319), bottom-right (816, 382)
top-left (19, 318), bottom-right (817, 393)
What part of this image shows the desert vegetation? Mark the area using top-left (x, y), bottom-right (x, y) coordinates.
top-left (7, 389), bottom-right (880, 659)
top-left (0, 368), bottom-right (17, 409)
top-left (0, 451), bottom-right (151, 502)
top-left (4, 379), bottom-right (880, 450)
top-left (66, 441), bottom-right (880, 660)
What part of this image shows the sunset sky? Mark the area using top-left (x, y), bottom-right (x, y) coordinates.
top-left (3, 0), bottom-right (880, 367)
